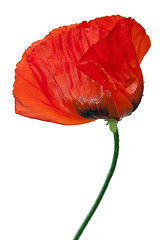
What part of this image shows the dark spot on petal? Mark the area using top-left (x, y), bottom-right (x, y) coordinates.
top-left (73, 97), bottom-right (109, 119)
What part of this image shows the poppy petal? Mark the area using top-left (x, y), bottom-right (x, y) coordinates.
top-left (78, 18), bottom-right (149, 120)
top-left (129, 19), bottom-right (151, 64)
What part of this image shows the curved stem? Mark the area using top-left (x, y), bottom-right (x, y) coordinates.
top-left (72, 125), bottom-right (119, 240)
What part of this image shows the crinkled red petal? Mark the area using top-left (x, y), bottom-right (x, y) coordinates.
top-left (78, 18), bottom-right (150, 120)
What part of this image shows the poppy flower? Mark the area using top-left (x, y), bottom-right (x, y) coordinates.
top-left (13, 15), bottom-right (150, 125)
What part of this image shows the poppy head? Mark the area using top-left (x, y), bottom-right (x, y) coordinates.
top-left (13, 15), bottom-right (150, 125)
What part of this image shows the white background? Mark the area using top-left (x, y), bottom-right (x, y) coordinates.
top-left (0, 0), bottom-right (160, 239)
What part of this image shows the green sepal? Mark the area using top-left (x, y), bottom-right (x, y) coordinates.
top-left (106, 119), bottom-right (117, 133)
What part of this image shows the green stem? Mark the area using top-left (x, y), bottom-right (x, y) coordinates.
top-left (72, 124), bottom-right (119, 240)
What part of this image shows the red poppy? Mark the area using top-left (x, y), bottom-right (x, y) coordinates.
top-left (13, 15), bottom-right (150, 125)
